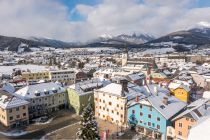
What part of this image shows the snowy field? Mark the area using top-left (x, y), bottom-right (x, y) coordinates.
top-left (142, 47), bottom-right (175, 54)
top-left (0, 64), bottom-right (48, 75)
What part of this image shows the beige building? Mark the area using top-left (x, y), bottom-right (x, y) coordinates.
top-left (49, 69), bottom-right (75, 85)
top-left (0, 90), bottom-right (29, 128)
top-left (15, 82), bottom-right (66, 119)
top-left (94, 80), bottom-right (148, 126)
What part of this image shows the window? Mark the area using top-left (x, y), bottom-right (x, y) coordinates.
top-left (103, 107), bottom-right (105, 110)
top-left (121, 114), bottom-right (123, 118)
top-left (107, 109), bottom-right (109, 112)
top-left (103, 100), bottom-right (105, 103)
top-left (16, 107), bottom-right (19, 111)
top-left (23, 113), bottom-right (26, 116)
top-left (132, 110), bottom-right (135, 114)
top-left (99, 106), bottom-right (101, 109)
top-left (140, 105), bottom-right (142, 109)
top-left (148, 114), bottom-right (151, 118)
top-left (157, 125), bottom-right (160, 129)
top-left (186, 118), bottom-right (189, 121)
top-left (157, 117), bottom-right (160, 121)
top-left (117, 104), bottom-right (119, 107)
top-left (121, 107), bottom-right (123, 110)
top-left (191, 119), bottom-right (194, 122)
top-left (179, 123), bottom-right (182, 127)
top-left (16, 115), bottom-right (20, 118)
top-left (148, 122), bottom-right (151, 126)
top-left (112, 110), bottom-right (114, 113)
top-left (9, 109), bottom-right (12, 113)
top-left (178, 131), bottom-right (182, 136)
top-left (188, 125), bottom-right (192, 129)
top-left (140, 112), bottom-right (143, 116)
top-left (117, 112), bottom-right (119, 115)
top-left (140, 120), bottom-right (142, 123)
top-left (109, 102), bottom-right (112, 105)
top-left (9, 116), bottom-right (13, 120)
top-left (132, 117), bottom-right (135, 121)
top-left (22, 106), bottom-right (26, 109)
top-left (99, 99), bottom-right (101, 102)
top-left (109, 95), bottom-right (111, 98)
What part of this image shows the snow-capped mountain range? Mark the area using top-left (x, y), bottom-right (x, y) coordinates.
top-left (0, 27), bottom-right (210, 52)
top-left (92, 33), bottom-right (155, 45)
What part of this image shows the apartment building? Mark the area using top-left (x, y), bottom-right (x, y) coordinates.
top-left (94, 80), bottom-right (149, 126)
top-left (0, 90), bottom-right (29, 128)
top-left (67, 79), bottom-right (108, 114)
top-left (49, 69), bottom-right (75, 85)
top-left (128, 92), bottom-right (186, 140)
top-left (21, 71), bottom-right (50, 82)
top-left (155, 54), bottom-right (186, 66)
top-left (15, 82), bottom-right (66, 119)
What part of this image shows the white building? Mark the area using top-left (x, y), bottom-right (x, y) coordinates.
top-left (49, 69), bottom-right (75, 85)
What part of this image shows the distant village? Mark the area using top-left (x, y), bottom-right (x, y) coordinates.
top-left (0, 47), bottom-right (210, 140)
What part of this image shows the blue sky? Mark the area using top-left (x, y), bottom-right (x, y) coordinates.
top-left (1, 0), bottom-right (210, 41)
top-left (60, 0), bottom-right (101, 21)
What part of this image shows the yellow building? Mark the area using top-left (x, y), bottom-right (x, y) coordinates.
top-left (168, 81), bottom-right (190, 102)
top-left (21, 71), bottom-right (50, 82)
top-left (0, 90), bottom-right (29, 128)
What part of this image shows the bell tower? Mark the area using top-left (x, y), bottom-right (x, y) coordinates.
top-left (121, 45), bottom-right (128, 66)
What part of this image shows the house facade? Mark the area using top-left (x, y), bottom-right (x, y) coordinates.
top-left (127, 93), bottom-right (186, 140)
top-left (67, 79), bottom-right (105, 115)
top-left (49, 69), bottom-right (75, 85)
top-left (15, 82), bottom-right (66, 119)
top-left (0, 90), bottom-right (29, 128)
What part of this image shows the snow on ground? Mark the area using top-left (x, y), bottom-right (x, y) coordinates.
top-left (0, 64), bottom-right (48, 75)
top-left (142, 47), bottom-right (175, 54)
top-left (0, 130), bottom-right (28, 137)
top-left (32, 117), bottom-right (54, 125)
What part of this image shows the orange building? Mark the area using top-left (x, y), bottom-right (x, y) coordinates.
top-left (172, 98), bottom-right (210, 140)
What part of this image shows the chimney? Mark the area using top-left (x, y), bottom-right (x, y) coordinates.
top-left (163, 97), bottom-right (168, 105)
top-left (121, 79), bottom-right (128, 97)
top-left (135, 96), bottom-right (139, 102)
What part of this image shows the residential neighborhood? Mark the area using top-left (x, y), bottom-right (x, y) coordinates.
top-left (1, 0), bottom-right (210, 140)
top-left (0, 46), bottom-right (210, 140)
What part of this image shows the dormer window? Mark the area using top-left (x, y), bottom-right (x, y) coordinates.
top-left (53, 90), bottom-right (57, 93)
top-left (44, 91), bottom-right (49, 95)
top-left (35, 92), bottom-right (40, 96)
top-left (160, 105), bottom-right (165, 109)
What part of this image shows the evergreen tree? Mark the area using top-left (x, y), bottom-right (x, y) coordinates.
top-left (76, 104), bottom-right (100, 140)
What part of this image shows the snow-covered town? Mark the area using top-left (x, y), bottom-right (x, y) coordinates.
top-left (1, 0), bottom-right (210, 140)
top-left (0, 46), bottom-right (210, 140)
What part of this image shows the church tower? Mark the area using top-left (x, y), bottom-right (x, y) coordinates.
top-left (121, 45), bottom-right (128, 66)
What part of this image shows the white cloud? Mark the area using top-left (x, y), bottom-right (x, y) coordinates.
top-left (0, 0), bottom-right (210, 42)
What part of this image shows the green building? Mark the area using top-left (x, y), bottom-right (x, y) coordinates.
top-left (67, 79), bottom-right (106, 114)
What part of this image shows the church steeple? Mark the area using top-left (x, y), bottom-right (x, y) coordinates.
top-left (121, 44), bottom-right (128, 66)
